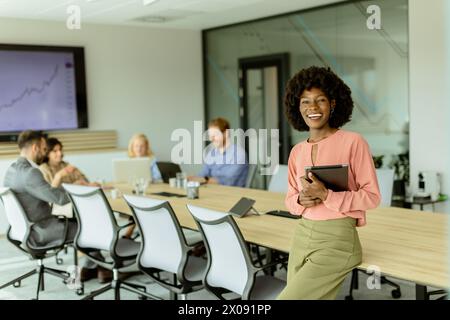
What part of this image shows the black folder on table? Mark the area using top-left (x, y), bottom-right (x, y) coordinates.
top-left (265, 210), bottom-right (301, 219)
top-left (304, 164), bottom-right (349, 192)
top-left (150, 192), bottom-right (185, 198)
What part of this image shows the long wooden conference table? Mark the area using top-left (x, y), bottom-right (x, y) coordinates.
top-left (108, 182), bottom-right (448, 300)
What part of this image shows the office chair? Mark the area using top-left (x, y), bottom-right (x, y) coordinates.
top-left (187, 204), bottom-right (286, 300)
top-left (63, 184), bottom-right (159, 300)
top-left (267, 165), bottom-right (288, 193)
top-left (124, 195), bottom-right (206, 300)
top-left (346, 169), bottom-right (402, 300)
top-left (51, 203), bottom-right (76, 266)
top-left (0, 188), bottom-right (82, 299)
top-left (156, 161), bottom-right (182, 183)
top-left (251, 164), bottom-right (289, 271)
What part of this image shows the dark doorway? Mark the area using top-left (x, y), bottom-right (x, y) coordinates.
top-left (238, 53), bottom-right (290, 189)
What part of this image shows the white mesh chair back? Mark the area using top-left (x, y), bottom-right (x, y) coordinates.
top-left (187, 205), bottom-right (250, 295)
top-left (63, 184), bottom-right (114, 251)
top-left (124, 195), bottom-right (184, 274)
top-left (0, 188), bottom-right (28, 242)
top-left (376, 169), bottom-right (395, 207)
top-left (267, 164), bottom-right (288, 193)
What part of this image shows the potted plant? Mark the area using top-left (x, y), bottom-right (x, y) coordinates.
top-left (388, 151), bottom-right (410, 200)
top-left (372, 155), bottom-right (384, 169)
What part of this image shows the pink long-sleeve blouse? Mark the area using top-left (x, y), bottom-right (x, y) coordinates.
top-left (285, 129), bottom-right (381, 227)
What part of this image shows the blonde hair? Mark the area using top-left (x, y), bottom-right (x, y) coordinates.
top-left (128, 133), bottom-right (154, 158)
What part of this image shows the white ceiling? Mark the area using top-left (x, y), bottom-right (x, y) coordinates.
top-left (0, 0), bottom-right (345, 30)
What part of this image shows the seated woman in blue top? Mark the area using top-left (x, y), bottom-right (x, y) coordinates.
top-left (128, 133), bottom-right (162, 182)
top-left (189, 118), bottom-right (248, 187)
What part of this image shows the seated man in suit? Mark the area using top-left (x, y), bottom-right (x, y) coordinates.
top-left (3, 130), bottom-right (110, 283)
top-left (3, 130), bottom-right (77, 247)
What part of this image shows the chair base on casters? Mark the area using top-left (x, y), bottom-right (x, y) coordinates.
top-left (81, 269), bottom-right (162, 300)
top-left (0, 259), bottom-right (82, 300)
top-left (425, 289), bottom-right (448, 300)
top-left (345, 269), bottom-right (402, 300)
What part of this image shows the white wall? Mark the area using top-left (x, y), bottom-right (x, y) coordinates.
top-left (0, 18), bottom-right (204, 161)
top-left (409, 0), bottom-right (450, 214)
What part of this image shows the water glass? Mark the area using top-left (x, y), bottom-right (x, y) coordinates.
top-left (169, 177), bottom-right (177, 188)
top-left (110, 188), bottom-right (121, 199)
top-left (135, 177), bottom-right (149, 196)
top-left (176, 172), bottom-right (187, 189)
top-left (186, 181), bottom-right (200, 199)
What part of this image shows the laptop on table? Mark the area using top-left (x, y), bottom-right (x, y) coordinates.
top-left (112, 158), bottom-right (152, 183)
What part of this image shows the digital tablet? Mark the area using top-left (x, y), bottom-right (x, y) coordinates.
top-left (229, 197), bottom-right (256, 218)
top-left (304, 164), bottom-right (349, 192)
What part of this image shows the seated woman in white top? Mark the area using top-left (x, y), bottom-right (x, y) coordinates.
top-left (124, 133), bottom-right (162, 239)
top-left (128, 133), bottom-right (162, 182)
top-left (40, 137), bottom-right (98, 187)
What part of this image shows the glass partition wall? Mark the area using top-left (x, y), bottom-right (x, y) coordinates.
top-left (203, 0), bottom-right (408, 189)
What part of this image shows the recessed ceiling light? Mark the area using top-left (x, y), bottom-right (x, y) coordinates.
top-left (143, 0), bottom-right (159, 6)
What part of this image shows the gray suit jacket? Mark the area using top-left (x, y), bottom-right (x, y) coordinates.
top-left (3, 157), bottom-right (74, 247)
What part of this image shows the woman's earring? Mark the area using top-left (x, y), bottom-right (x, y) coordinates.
top-left (330, 108), bottom-right (335, 117)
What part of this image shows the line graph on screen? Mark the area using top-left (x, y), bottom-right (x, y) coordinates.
top-left (0, 65), bottom-right (59, 112)
top-left (0, 50), bottom-right (78, 131)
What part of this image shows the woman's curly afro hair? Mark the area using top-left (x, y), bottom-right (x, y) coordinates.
top-left (285, 66), bottom-right (354, 132)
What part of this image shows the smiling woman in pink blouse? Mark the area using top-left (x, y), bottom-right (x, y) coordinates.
top-left (277, 66), bottom-right (381, 300)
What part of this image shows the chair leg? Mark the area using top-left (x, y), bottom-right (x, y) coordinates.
top-left (253, 245), bottom-right (266, 268)
top-left (55, 253), bottom-right (63, 265)
top-left (1, 259), bottom-right (78, 300)
top-left (380, 276), bottom-right (402, 299)
top-left (120, 282), bottom-right (163, 300)
top-left (81, 283), bottom-right (113, 300)
top-left (170, 274), bottom-right (178, 300)
top-left (0, 269), bottom-right (37, 290)
top-left (122, 281), bottom-right (146, 292)
top-left (36, 266), bottom-right (45, 300)
top-left (427, 289), bottom-right (447, 299)
top-left (179, 293), bottom-right (187, 300)
top-left (40, 268), bottom-right (45, 292)
top-left (345, 269), bottom-right (359, 300)
top-left (44, 267), bottom-right (70, 280)
top-left (114, 281), bottom-right (121, 300)
top-left (73, 245), bottom-right (79, 266)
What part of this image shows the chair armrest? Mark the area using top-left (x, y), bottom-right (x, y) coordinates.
top-left (114, 211), bottom-right (131, 220)
top-left (118, 221), bottom-right (134, 229)
top-left (113, 211), bottom-right (134, 229)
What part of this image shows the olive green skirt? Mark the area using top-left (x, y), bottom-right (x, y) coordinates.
top-left (277, 217), bottom-right (362, 300)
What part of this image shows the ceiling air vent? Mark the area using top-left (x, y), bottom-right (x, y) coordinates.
top-left (132, 15), bottom-right (172, 23)
top-left (130, 9), bottom-right (202, 24)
